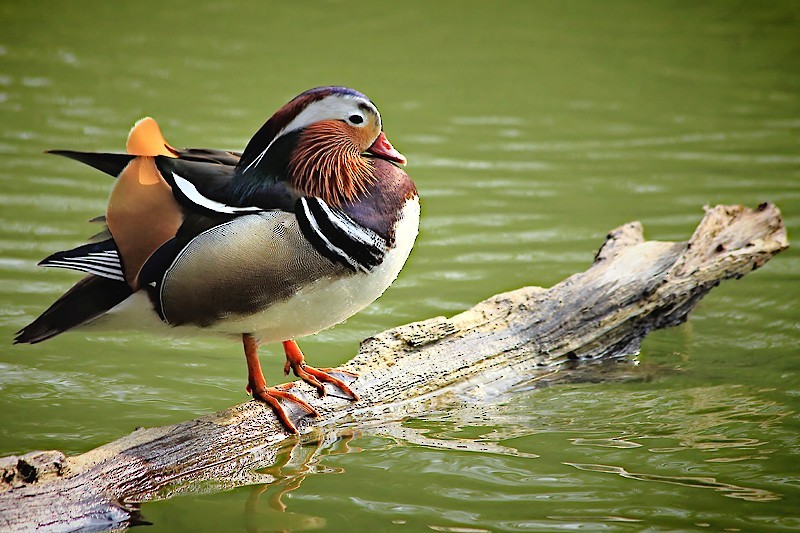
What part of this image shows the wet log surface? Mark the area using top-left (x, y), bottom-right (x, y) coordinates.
top-left (0, 203), bottom-right (788, 531)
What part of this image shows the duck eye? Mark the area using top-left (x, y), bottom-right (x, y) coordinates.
top-left (348, 114), bottom-right (364, 125)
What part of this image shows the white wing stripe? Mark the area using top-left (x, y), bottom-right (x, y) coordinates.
top-left (172, 173), bottom-right (262, 215)
top-left (313, 198), bottom-right (384, 248)
top-left (78, 254), bottom-right (121, 266)
top-left (46, 259), bottom-right (123, 276)
top-left (300, 198), bottom-right (360, 271)
top-left (45, 261), bottom-right (126, 282)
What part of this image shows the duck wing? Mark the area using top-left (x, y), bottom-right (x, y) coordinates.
top-left (45, 118), bottom-right (299, 290)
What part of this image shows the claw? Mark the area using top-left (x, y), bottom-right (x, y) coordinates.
top-left (282, 340), bottom-right (360, 400)
top-left (293, 364), bottom-right (360, 400)
top-left (252, 385), bottom-right (319, 434)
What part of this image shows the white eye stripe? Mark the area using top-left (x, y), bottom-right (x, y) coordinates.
top-left (283, 95), bottom-right (375, 133)
top-left (242, 94), bottom-right (380, 173)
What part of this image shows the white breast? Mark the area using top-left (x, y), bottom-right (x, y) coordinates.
top-left (210, 196), bottom-right (420, 342)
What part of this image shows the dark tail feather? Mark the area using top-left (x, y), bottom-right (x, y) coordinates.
top-left (14, 275), bottom-right (133, 344)
top-left (47, 150), bottom-right (135, 178)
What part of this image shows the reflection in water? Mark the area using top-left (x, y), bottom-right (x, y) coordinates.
top-left (244, 432), bottom-right (355, 532)
top-left (230, 364), bottom-right (792, 530)
top-left (242, 418), bottom-right (539, 529)
top-left (254, 431), bottom-right (360, 508)
top-left (370, 420), bottom-right (539, 459)
top-left (428, 526), bottom-right (492, 533)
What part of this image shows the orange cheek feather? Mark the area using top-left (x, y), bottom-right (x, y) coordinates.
top-left (350, 121), bottom-right (377, 151)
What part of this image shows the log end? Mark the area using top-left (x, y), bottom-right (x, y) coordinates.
top-left (0, 450), bottom-right (67, 493)
top-left (675, 202), bottom-right (789, 277)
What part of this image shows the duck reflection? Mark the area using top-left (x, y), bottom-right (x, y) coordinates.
top-left (244, 429), bottom-right (361, 532)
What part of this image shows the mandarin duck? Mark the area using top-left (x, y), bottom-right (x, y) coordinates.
top-left (15, 86), bottom-right (419, 433)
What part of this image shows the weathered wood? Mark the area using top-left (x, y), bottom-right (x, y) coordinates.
top-left (0, 203), bottom-right (788, 531)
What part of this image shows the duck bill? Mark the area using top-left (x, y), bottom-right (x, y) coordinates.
top-left (367, 131), bottom-right (407, 166)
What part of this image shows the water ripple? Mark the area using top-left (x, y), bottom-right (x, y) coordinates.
top-left (566, 462), bottom-right (781, 502)
top-left (413, 155), bottom-right (548, 171)
top-left (500, 129), bottom-right (780, 152)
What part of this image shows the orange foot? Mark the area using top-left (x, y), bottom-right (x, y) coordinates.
top-left (243, 333), bottom-right (319, 434)
top-left (282, 340), bottom-right (360, 400)
top-left (247, 383), bottom-right (318, 434)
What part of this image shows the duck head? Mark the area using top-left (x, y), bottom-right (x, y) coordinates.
top-left (236, 86), bottom-right (406, 206)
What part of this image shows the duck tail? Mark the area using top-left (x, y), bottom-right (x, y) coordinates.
top-left (46, 150), bottom-right (135, 178)
top-left (46, 117), bottom-right (177, 177)
top-left (14, 275), bottom-right (132, 344)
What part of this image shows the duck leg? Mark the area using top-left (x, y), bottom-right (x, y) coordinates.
top-left (243, 334), bottom-right (318, 434)
top-left (282, 340), bottom-right (359, 400)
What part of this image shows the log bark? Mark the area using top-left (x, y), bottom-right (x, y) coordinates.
top-left (0, 203), bottom-right (788, 531)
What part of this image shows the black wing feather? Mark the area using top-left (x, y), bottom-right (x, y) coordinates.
top-left (155, 156), bottom-right (297, 214)
top-left (47, 150), bottom-right (135, 177)
top-left (14, 275), bottom-right (133, 344)
top-left (172, 148), bottom-right (242, 166)
top-left (156, 157), bottom-right (238, 204)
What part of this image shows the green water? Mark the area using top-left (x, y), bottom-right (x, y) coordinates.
top-left (1, 1), bottom-right (799, 530)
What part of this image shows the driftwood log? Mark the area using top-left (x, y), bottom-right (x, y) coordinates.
top-left (0, 203), bottom-right (788, 531)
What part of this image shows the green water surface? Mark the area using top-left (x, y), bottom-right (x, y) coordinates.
top-left (1, 1), bottom-right (799, 531)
